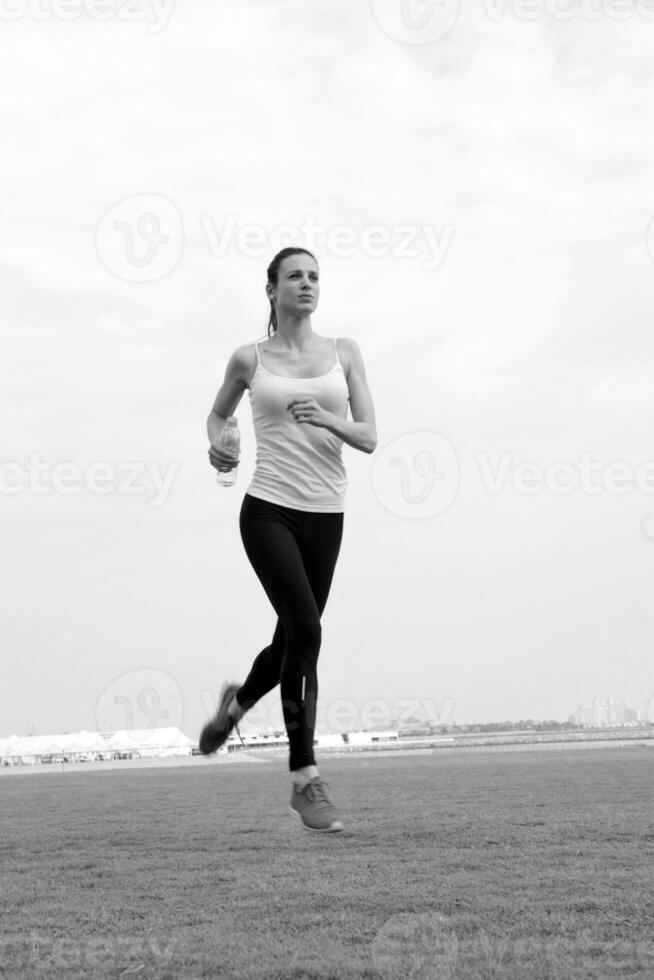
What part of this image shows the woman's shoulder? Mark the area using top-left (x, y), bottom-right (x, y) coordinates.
top-left (335, 337), bottom-right (369, 381)
top-left (231, 340), bottom-right (262, 388)
top-left (334, 335), bottom-right (359, 360)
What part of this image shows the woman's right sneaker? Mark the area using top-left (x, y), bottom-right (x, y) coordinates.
top-left (290, 777), bottom-right (344, 832)
top-left (198, 681), bottom-right (245, 754)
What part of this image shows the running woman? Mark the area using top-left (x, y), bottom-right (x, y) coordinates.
top-left (199, 247), bottom-right (377, 833)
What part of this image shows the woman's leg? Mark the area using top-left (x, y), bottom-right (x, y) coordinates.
top-left (235, 494), bottom-right (343, 771)
top-left (290, 508), bottom-right (344, 770)
top-left (235, 494), bottom-right (303, 713)
top-left (236, 509), bottom-right (343, 718)
top-left (232, 619), bottom-right (286, 716)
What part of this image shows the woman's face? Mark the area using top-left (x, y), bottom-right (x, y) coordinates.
top-left (269, 254), bottom-right (320, 316)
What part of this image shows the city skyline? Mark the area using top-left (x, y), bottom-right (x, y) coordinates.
top-left (2, 693), bottom-right (645, 741)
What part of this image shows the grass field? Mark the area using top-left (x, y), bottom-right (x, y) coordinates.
top-left (2, 746), bottom-right (653, 979)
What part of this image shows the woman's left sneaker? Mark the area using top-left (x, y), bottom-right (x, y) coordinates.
top-left (198, 681), bottom-right (245, 754)
top-left (290, 777), bottom-right (344, 832)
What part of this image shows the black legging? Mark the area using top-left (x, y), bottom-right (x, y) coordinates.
top-left (235, 492), bottom-right (344, 771)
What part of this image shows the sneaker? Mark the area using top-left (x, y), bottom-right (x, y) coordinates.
top-left (198, 681), bottom-right (246, 754)
top-left (289, 776), bottom-right (344, 833)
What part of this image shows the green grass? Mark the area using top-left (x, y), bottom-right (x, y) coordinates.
top-left (1, 747), bottom-right (653, 979)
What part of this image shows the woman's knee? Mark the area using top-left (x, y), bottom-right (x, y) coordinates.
top-left (285, 614), bottom-right (321, 654)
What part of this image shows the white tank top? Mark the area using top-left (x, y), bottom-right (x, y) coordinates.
top-left (245, 337), bottom-right (349, 512)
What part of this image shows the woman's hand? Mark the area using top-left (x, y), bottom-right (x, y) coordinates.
top-left (286, 397), bottom-right (332, 428)
top-left (208, 444), bottom-right (240, 472)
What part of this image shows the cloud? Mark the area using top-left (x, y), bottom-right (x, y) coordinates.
top-left (1, 3), bottom-right (652, 732)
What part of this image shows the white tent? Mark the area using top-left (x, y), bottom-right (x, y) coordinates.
top-left (0, 735), bottom-right (24, 766)
top-left (106, 728), bottom-right (193, 758)
top-left (0, 728), bottom-right (193, 765)
top-left (316, 733), bottom-right (346, 748)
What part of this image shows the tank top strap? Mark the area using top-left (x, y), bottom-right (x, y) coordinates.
top-left (333, 336), bottom-right (342, 369)
top-left (254, 339), bottom-right (262, 367)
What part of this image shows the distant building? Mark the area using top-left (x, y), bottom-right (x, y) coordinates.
top-left (569, 698), bottom-right (641, 728)
top-left (221, 729), bottom-right (400, 752)
top-left (220, 731), bottom-right (289, 752)
top-left (394, 715), bottom-right (433, 737)
top-left (344, 730), bottom-right (398, 745)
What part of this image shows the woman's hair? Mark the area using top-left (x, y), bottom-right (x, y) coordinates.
top-left (266, 247), bottom-right (318, 339)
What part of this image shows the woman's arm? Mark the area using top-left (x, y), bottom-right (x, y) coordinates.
top-left (323, 338), bottom-right (377, 454)
top-left (207, 347), bottom-right (249, 446)
top-left (207, 347), bottom-right (250, 471)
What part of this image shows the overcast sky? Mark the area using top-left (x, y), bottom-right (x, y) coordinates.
top-left (2, 1), bottom-right (654, 739)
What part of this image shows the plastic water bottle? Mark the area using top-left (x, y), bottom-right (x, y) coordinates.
top-left (217, 416), bottom-right (240, 487)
